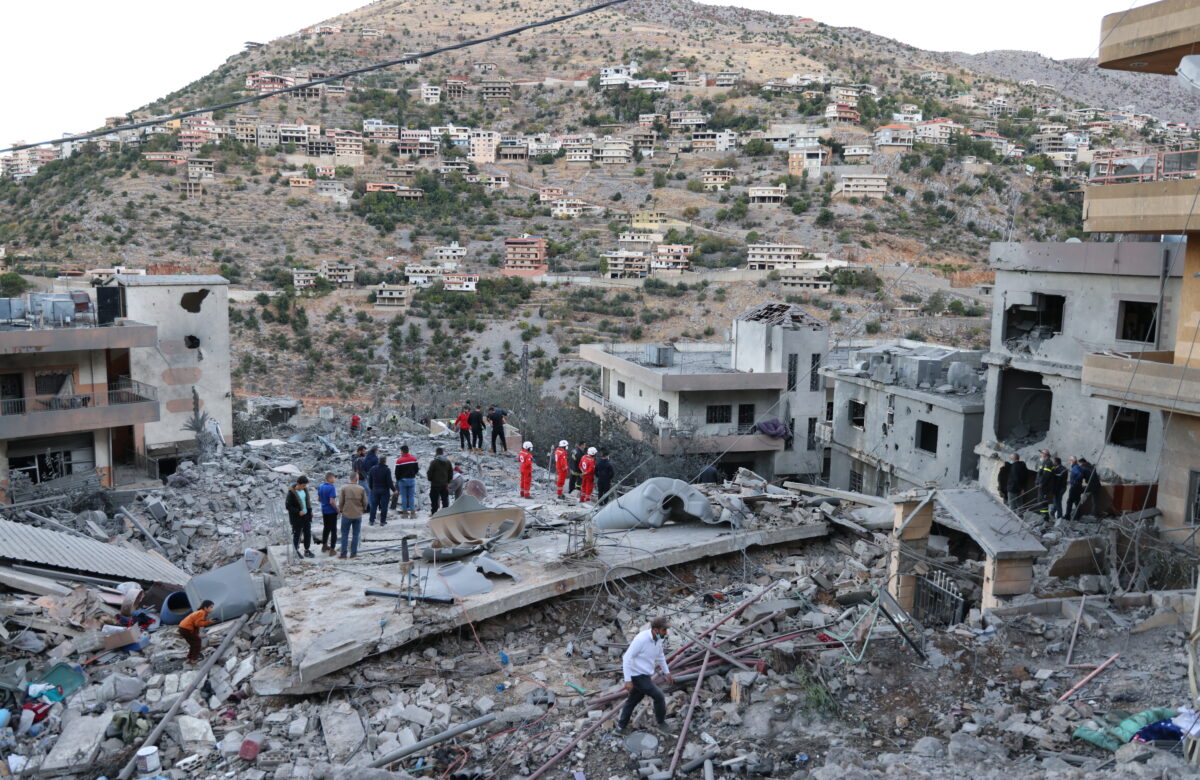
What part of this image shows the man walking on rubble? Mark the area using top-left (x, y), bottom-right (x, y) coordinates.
top-left (368, 452), bottom-right (397, 527)
top-left (337, 470), bottom-right (368, 559)
top-left (455, 406), bottom-right (472, 451)
top-left (595, 450), bottom-right (614, 504)
top-left (468, 405), bottom-right (486, 452)
top-left (285, 476), bottom-right (315, 558)
top-left (616, 616), bottom-right (674, 735)
top-left (554, 440), bottom-right (570, 499)
top-left (579, 447), bottom-right (597, 503)
top-left (487, 405), bottom-right (508, 454)
top-left (427, 447), bottom-right (454, 513)
top-left (179, 599), bottom-right (215, 664)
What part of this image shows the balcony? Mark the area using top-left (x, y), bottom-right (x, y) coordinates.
top-left (0, 379), bottom-right (160, 439)
top-left (1099, 0), bottom-right (1200, 75)
top-left (1080, 351), bottom-right (1200, 416)
top-left (0, 320), bottom-right (157, 356)
top-left (579, 387), bottom-right (785, 455)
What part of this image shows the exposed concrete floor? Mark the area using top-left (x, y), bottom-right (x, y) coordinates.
top-left (268, 518), bottom-right (829, 682)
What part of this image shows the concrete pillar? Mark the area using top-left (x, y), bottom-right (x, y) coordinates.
top-left (887, 495), bottom-right (933, 611)
top-left (93, 429), bottom-right (113, 488)
top-left (0, 439), bottom-right (8, 503)
top-left (1178, 240), bottom-right (1200, 369)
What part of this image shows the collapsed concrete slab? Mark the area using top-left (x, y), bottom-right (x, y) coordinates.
top-left (37, 711), bottom-right (113, 776)
top-left (269, 520), bottom-right (828, 682)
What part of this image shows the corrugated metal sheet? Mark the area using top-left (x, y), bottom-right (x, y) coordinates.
top-left (0, 518), bottom-right (188, 585)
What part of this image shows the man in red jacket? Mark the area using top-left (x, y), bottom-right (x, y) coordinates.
top-left (554, 440), bottom-right (569, 498)
top-left (518, 441), bottom-right (534, 498)
top-left (580, 447), bottom-right (597, 503)
top-left (454, 407), bottom-right (471, 451)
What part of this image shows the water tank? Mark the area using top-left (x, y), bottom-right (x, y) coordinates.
top-left (644, 344), bottom-right (674, 366)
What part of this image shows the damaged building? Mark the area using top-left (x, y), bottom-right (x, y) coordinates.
top-left (820, 342), bottom-right (986, 495)
top-left (578, 302), bottom-right (827, 479)
top-left (975, 241), bottom-right (1182, 508)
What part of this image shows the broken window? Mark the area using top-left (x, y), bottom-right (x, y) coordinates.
top-left (786, 417), bottom-right (796, 451)
top-left (738, 404), bottom-right (755, 427)
top-left (849, 468), bottom-right (864, 492)
top-left (617, 380), bottom-right (626, 398)
top-left (1117, 300), bottom-right (1158, 343)
top-left (1106, 405), bottom-right (1150, 451)
top-left (706, 405), bottom-right (732, 424)
top-left (179, 289), bottom-right (211, 313)
top-left (916, 420), bottom-right (939, 453)
top-left (810, 353), bottom-right (821, 391)
top-left (34, 371), bottom-right (70, 395)
top-left (849, 400), bottom-right (866, 430)
top-left (184, 335), bottom-right (201, 349)
top-left (1003, 292), bottom-right (1065, 350)
top-left (786, 353), bottom-right (798, 391)
top-left (658, 399), bottom-right (669, 419)
top-left (995, 368), bottom-right (1052, 442)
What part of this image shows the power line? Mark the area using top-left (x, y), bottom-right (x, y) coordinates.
top-left (0, 0), bottom-right (631, 156)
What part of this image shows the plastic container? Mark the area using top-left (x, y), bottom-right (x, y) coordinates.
top-left (136, 745), bottom-right (161, 773)
top-left (34, 663), bottom-right (86, 699)
top-left (239, 731), bottom-right (265, 761)
top-left (159, 592), bottom-right (192, 626)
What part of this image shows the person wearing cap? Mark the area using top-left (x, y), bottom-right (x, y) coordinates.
top-left (518, 441), bottom-right (535, 498)
top-left (285, 476), bottom-right (315, 558)
top-left (554, 440), bottom-right (570, 498)
top-left (579, 447), bottom-right (597, 502)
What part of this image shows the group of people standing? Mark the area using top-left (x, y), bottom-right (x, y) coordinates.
top-left (453, 405), bottom-right (510, 454)
top-left (283, 443), bottom-right (463, 560)
top-left (1004, 450), bottom-right (1100, 520)
top-left (550, 441), bottom-right (614, 503)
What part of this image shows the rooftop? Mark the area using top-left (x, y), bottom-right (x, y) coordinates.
top-left (112, 274), bottom-right (229, 286)
top-left (825, 342), bottom-right (987, 406)
top-left (736, 301), bottom-right (824, 328)
top-left (989, 241), bottom-right (1184, 277)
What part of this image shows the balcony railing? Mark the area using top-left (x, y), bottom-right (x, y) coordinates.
top-left (1089, 143), bottom-right (1200, 185)
top-left (0, 379), bottom-right (157, 418)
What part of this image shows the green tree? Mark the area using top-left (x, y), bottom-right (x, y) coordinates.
top-left (0, 273), bottom-right (32, 297)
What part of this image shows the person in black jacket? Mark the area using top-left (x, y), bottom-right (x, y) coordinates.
top-left (285, 476), bottom-right (315, 558)
top-left (1035, 450), bottom-right (1055, 516)
top-left (351, 445), bottom-right (367, 481)
top-left (367, 453), bottom-right (397, 526)
top-left (594, 451), bottom-right (615, 504)
top-left (487, 406), bottom-right (507, 453)
top-left (427, 447), bottom-right (455, 513)
top-left (1050, 457), bottom-right (1068, 519)
top-left (1005, 453), bottom-right (1029, 512)
top-left (467, 406), bottom-right (486, 453)
top-left (569, 442), bottom-right (587, 494)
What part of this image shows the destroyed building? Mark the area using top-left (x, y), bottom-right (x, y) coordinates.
top-left (578, 301), bottom-right (827, 478)
top-left (820, 341), bottom-right (986, 495)
top-left (975, 241), bottom-right (1182, 507)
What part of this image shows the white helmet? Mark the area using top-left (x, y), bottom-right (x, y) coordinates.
top-left (587, 447), bottom-right (597, 456)
top-left (558, 440), bottom-right (568, 448)
top-left (522, 441), bottom-right (533, 450)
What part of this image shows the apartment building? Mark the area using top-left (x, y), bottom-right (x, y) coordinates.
top-left (292, 268), bottom-right (318, 289)
top-left (715, 71), bottom-right (742, 87)
top-left (787, 147), bottom-right (826, 176)
top-left (562, 139), bottom-right (594, 163)
top-left (551, 198), bottom-right (587, 218)
top-left (915, 118), bottom-right (963, 145)
top-left (318, 260), bottom-right (355, 287)
top-left (974, 241), bottom-right (1183, 512)
top-left (538, 186), bottom-right (568, 202)
top-left (702, 168), bottom-right (735, 191)
top-left (469, 131), bottom-right (500, 164)
top-left (421, 84), bottom-right (441, 105)
top-left (748, 185), bottom-right (787, 204)
top-left (824, 103), bottom-right (861, 124)
top-left (668, 110), bottom-right (708, 129)
top-left (651, 245), bottom-right (693, 272)
top-left (434, 242), bottom-right (467, 264)
top-left (873, 124), bottom-right (914, 151)
top-left (374, 283), bottom-right (410, 308)
top-left (617, 232), bottom-right (663, 252)
top-left (595, 137), bottom-right (633, 165)
top-left (443, 273), bottom-right (479, 292)
top-left (404, 265), bottom-right (443, 287)
top-left (746, 243), bottom-right (822, 270)
top-left (578, 302), bottom-right (829, 479)
top-left (690, 130), bottom-right (738, 152)
top-left (503, 235), bottom-right (549, 277)
top-left (480, 80), bottom-right (513, 100)
top-left (833, 172), bottom-right (889, 199)
top-left (602, 251), bottom-right (650, 279)
top-left (842, 145), bottom-right (873, 163)
top-left (821, 343), bottom-right (986, 495)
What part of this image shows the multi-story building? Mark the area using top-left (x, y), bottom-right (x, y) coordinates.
top-left (421, 84), bottom-right (441, 105)
top-left (974, 241), bottom-right (1183, 511)
top-left (578, 302), bottom-right (829, 479)
top-left (668, 110), bottom-right (708, 129)
top-left (746, 243), bottom-right (821, 270)
top-left (715, 71), bottom-right (742, 87)
top-left (538, 186), bottom-right (568, 202)
top-left (702, 168), bottom-right (735, 191)
top-left (551, 198), bottom-right (587, 218)
top-left (434, 242), bottom-right (467, 264)
top-left (873, 124), bottom-right (914, 151)
top-left (834, 172), bottom-right (889, 199)
top-left (374, 283), bottom-right (410, 308)
top-left (787, 147), bottom-right (827, 176)
top-left (824, 103), bottom-right (861, 124)
top-left (503, 235), bottom-right (549, 277)
top-left (689, 129), bottom-right (737, 152)
top-left (562, 138), bottom-right (593, 163)
top-left (480, 79), bottom-right (513, 100)
top-left (469, 131), bottom-right (500, 164)
top-left (443, 77), bottom-right (470, 100)
top-left (748, 185), bottom-right (787, 204)
top-left (651, 245), bottom-right (693, 272)
top-left (292, 268), bottom-right (318, 289)
top-left (842, 145), bottom-right (873, 163)
top-left (821, 342), bottom-right (987, 495)
top-left (617, 232), bottom-right (663, 252)
top-left (442, 273), bottom-right (479, 292)
top-left (915, 118), bottom-right (963, 146)
top-left (404, 265), bottom-right (443, 287)
top-left (602, 251), bottom-right (650, 279)
top-left (318, 260), bottom-right (355, 287)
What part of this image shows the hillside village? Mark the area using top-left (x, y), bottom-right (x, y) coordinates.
top-left (2, 0), bottom-right (1200, 778)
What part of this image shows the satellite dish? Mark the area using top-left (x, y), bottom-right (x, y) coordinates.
top-left (1065, 237), bottom-right (1083, 243)
top-left (1177, 55), bottom-right (1200, 91)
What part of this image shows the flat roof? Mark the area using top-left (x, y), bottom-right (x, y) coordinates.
top-left (989, 241), bottom-right (1183, 277)
top-left (114, 274), bottom-right (229, 286)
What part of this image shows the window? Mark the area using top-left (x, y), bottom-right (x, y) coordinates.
top-left (1003, 293), bottom-right (1065, 342)
top-left (826, 401), bottom-right (834, 422)
top-left (706, 404), bottom-right (732, 424)
top-left (849, 468), bottom-right (864, 492)
top-left (1106, 405), bottom-right (1150, 451)
top-left (807, 417), bottom-right (818, 451)
top-left (616, 380), bottom-right (626, 398)
top-left (34, 372), bottom-right (70, 395)
top-left (786, 353), bottom-right (798, 391)
top-left (1117, 300), bottom-right (1158, 343)
top-left (848, 400), bottom-right (866, 429)
top-left (658, 400), bottom-right (669, 418)
top-left (809, 353), bottom-right (821, 391)
top-left (1188, 470), bottom-right (1200, 525)
top-left (916, 420), bottom-right (939, 453)
top-left (737, 404), bottom-right (755, 426)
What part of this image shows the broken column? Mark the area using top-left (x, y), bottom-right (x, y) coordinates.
top-left (887, 492), bottom-right (934, 612)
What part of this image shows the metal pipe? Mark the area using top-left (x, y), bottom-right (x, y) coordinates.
top-left (526, 701), bottom-right (622, 780)
top-left (666, 582), bottom-right (778, 665)
top-left (1065, 595), bottom-right (1086, 667)
top-left (24, 510), bottom-right (90, 540)
top-left (669, 651), bottom-right (711, 776)
top-left (368, 713), bottom-right (496, 768)
top-left (364, 588), bottom-right (453, 604)
top-left (117, 506), bottom-right (180, 567)
top-left (117, 614), bottom-right (251, 780)
top-left (1057, 653), bottom-right (1119, 703)
top-left (680, 749), bottom-right (720, 774)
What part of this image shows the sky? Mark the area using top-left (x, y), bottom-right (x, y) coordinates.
top-left (1, 0), bottom-right (1142, 149)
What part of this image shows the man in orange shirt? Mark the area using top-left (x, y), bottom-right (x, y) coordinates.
top-left (179, 600), bottom-right (215, 664)
top-left (518, 441), bottom-right (534, 498)
top-left (554, 440), bottom-right (569, 499)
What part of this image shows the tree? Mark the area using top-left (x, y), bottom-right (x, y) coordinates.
top-left (652, 170), bottom-right (667, 188)
top-left (814, 208), bottom-right (835, 228)
top-left (923, 291), bottom-right (946, 314)
top-left (0, 273), bottom-right (31, 297)
top-left (947, 299), bottom-right (966, 315)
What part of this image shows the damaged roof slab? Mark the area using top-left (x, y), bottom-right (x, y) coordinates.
top-left (269, 520), bottom-right (828, 683)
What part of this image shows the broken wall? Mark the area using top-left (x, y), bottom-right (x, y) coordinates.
top-left (121, 278), bottom-right (233, 452)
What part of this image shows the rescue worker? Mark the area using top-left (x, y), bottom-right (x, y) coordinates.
top-left (1035, 449), bottom-right (1055, 516)
top-left (569, 441), bottom-right (587, 494)
top-left (579, 446), bottom-right (597, 503)
top-left (554, 440), bottom-right (570, 498)
top-left (518, 441), bottom-right (534, 498)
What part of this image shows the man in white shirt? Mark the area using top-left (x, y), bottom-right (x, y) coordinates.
top-left (616, 616), bottom-right (674, 734)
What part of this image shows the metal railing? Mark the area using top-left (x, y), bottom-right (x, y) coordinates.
top-left (0, 379), bottom-right (156, 417)
top-left (1089, 143), bottom-right (1200, 185)
top-left (912, 570), bottom-right (965, 627)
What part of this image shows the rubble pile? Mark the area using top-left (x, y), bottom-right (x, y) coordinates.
top-left (1, 416), bottom-right (1198, 778)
